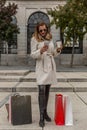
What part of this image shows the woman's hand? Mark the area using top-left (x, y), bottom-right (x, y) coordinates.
top-left (56, 45), bottom-right (63, 53)
top-left (40, 45), bottom-right (48, 54)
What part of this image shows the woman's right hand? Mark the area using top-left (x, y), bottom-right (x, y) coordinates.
top-left (40, 45), bottom-right (48, 54)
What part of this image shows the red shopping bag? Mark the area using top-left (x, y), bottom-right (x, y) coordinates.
top-left (54, 94), bottom-right (65, 125)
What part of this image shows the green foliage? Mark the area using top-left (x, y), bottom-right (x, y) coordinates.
top-left (0, 0), bottom-right (19, 42)
top-left (47, 0), bottom-right (87, 45)
top-left (48, 0), bottom-right (87, 67)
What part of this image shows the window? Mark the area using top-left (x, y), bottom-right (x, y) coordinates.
top-left (27, 11), bottom-right (50, 54)
top-left (60, 28), bottom-right (83, 54)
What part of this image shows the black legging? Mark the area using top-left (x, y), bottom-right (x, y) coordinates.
top-left (38, 85), bottom-right (51, 113)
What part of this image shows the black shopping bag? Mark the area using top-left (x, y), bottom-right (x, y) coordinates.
top-left (9, 95), bottom-right (32, 125)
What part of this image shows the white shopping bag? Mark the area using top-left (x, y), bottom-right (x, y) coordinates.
top-left (64, 95), bottom-right (73, 126)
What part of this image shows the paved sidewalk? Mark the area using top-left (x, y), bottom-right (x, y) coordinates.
top-left (0, 92), bottom-right (87, 130)
top-left (0, 66), bottom-right (87, 130)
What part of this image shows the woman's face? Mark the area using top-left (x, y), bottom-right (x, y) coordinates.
top-left (38, 25), bottom-right (47, 37)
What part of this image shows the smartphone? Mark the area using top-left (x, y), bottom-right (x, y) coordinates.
top-left (44, 40), bottom-right (50, 46)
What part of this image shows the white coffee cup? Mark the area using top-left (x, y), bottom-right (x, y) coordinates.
top-left (56, 41), bottom-right (62, 48)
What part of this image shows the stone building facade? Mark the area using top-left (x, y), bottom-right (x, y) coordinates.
top-left (1, 0), bottom-right (87, 66)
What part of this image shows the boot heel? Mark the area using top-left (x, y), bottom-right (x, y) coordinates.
top-left (39, 120), bottom-right (45, 127)
top-left (39, 114), bottom-right (45, 127)
top-left (44, 110), bottom-right (51, 122)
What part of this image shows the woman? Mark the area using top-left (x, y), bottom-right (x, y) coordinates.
top-left (30, 22), bottom-right (62, 127)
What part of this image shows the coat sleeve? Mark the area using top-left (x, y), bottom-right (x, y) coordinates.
top-left (51, 40), bottom-right (61, 57)
top-left (30, 37), bottom-right (42, 60)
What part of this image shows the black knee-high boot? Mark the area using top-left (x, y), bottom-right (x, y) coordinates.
top-left (44, 85), bottom-right (51, 122)
top-left (38, 85), bottom-right (45, 127)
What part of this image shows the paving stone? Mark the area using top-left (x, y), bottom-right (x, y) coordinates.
top-left (76, 92), bottom-right (87, 105)
top-left (69, 82), bottom-right (87, 92)
top-left (0, 69), bottom-right (87, 130)
top-left (44, 92), bottom-right (87, 130)
top-left (0, 92), bottom-right (87, 130)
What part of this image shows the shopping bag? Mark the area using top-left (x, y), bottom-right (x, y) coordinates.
top-left (54, 94), bottom-right (73, 126)
top-left (9, 94), bottom-right (32, 125)
top-left (54, 94), bottom-right (65, 125)
top-left (64, 95), bottom-right (73, 126)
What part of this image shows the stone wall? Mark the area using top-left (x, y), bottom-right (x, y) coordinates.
top-left (3, 0), bottom-right (87, 66)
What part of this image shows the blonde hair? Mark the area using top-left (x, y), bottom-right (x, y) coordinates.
top-left (33, 22), bottom-right (52, 42)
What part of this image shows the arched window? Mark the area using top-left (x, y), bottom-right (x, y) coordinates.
top-left (27, 11), bottom-right (50, 54)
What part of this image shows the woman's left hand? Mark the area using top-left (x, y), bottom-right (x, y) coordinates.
top-left (56, 45), bottom-right (63, 53)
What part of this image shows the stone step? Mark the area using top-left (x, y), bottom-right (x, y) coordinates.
top-left (22, 78), bottom-right (87, 82)
top-left (0, 70), bottom-right (30, 76)
top-left (0, 72), bottom-right (87, 82)
top-left (0, 82), bottom-right (87, 92)
top-left (0, 77), bottom-right (87, 82)
top-left (0, 86), bottom-right (87, 92)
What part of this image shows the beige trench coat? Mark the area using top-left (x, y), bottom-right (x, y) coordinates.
top-left (30, 37), bottom-right (60, 85)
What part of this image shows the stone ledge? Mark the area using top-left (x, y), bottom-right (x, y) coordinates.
top-left (0, 78), bottom-right (87, 82)
top-left (0, 87), bottom-right (87, 92)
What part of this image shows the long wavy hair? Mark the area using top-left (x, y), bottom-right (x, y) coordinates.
top-left (33, 22), bottom-right (52, 42)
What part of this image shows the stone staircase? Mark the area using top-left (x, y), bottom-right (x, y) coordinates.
top-left (0, 68), bottom-right (87, 130)
top-left (0, 70), bottom-right (87, 92)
